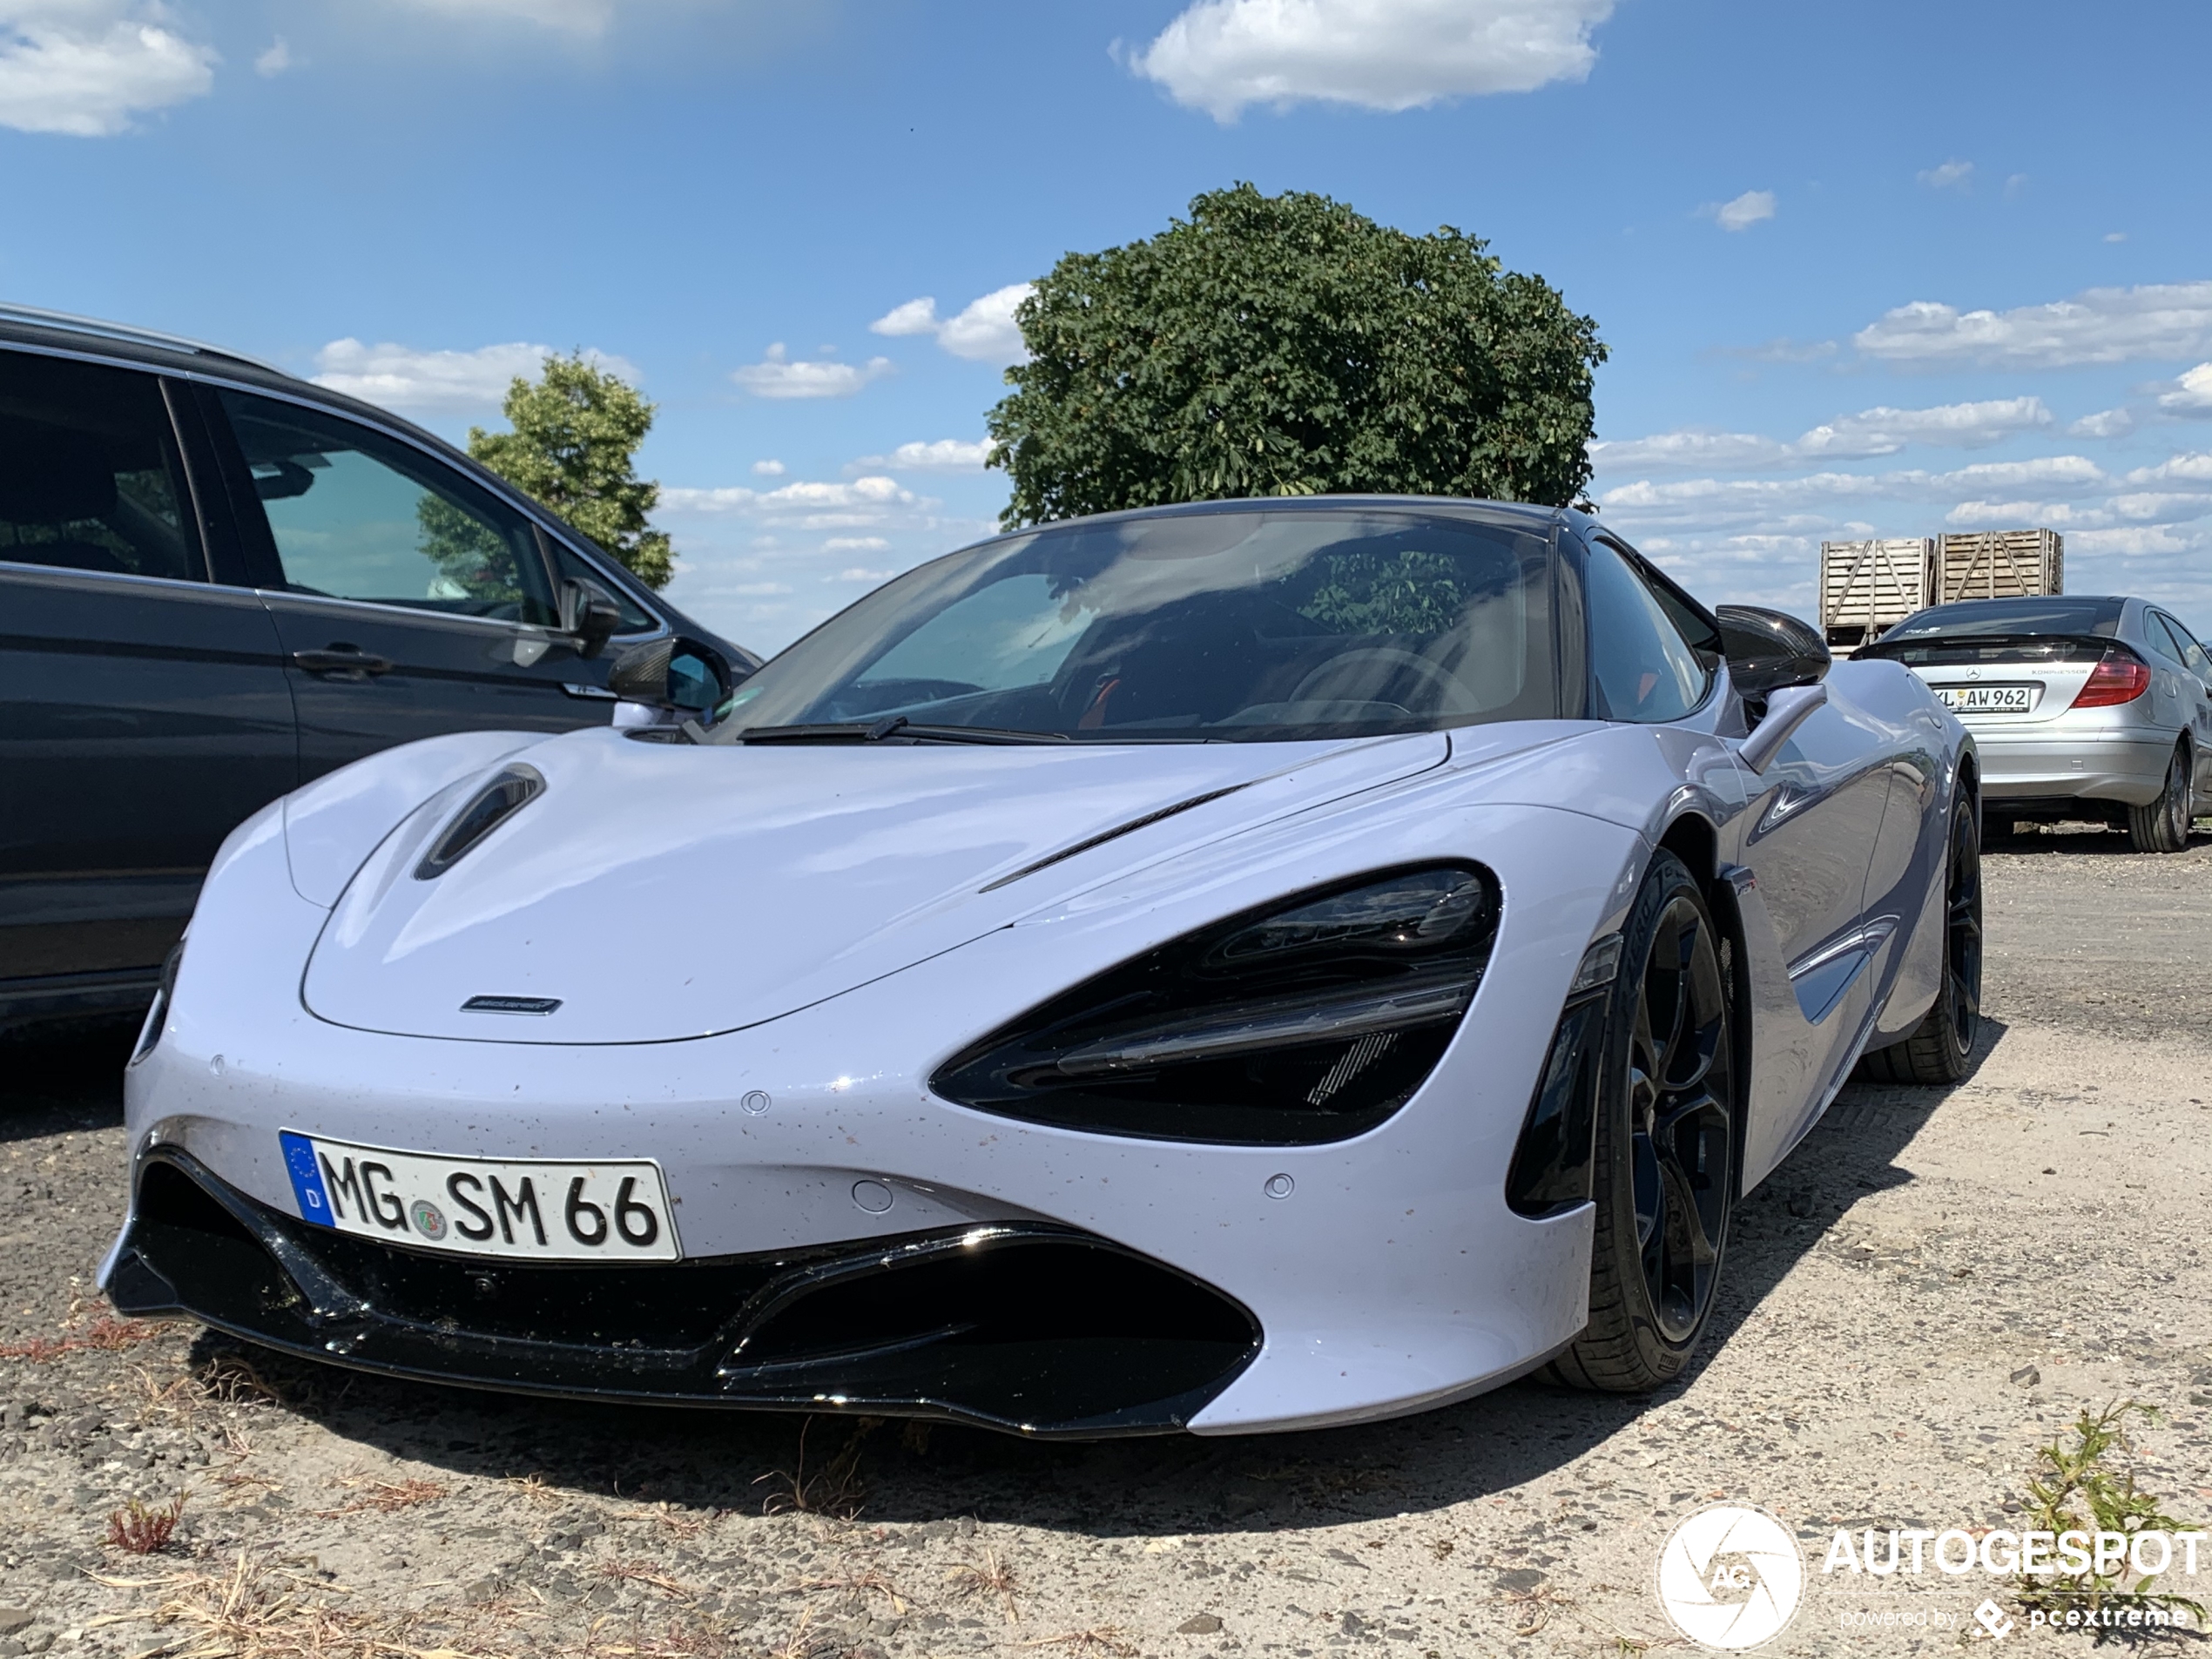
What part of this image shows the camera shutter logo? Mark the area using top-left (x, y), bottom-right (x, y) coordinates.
top-left (1656, 1504), bottom-right (1805, 1649)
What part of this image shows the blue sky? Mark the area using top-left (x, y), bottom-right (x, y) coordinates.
top-left (10, 0), bottom-right (2212, 652)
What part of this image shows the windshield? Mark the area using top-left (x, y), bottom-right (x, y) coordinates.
top-left (723, 508), bottom-right (1558, 742)
top-left (1878, 597), bottom-right (2123, 640)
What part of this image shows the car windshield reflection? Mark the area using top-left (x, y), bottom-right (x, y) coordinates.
top-left (722, 507), bottom-right (1558, 743)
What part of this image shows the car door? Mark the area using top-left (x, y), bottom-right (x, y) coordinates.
top-left (200, 385), bottom-right (617, 783)
top-left (0, 350), bottom-right (296, 1006)
top-left (2147, 610), bottom-right (2212, 797)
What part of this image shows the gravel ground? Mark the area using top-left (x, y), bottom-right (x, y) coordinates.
top-left (3, 823), bottom-right (2209, 1658)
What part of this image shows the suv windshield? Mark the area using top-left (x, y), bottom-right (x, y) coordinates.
top-left (722, 508), bottom-right (1557, 742)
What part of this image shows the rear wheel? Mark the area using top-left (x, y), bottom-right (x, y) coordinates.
top-left (1860, 795), bottom-right (1982, 1084)
top-left (1547, 853), bottom-right (1735, 1393)
top-left (2128, 744), bottom-right (2194, 853)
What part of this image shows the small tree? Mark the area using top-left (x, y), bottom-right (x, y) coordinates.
top-left (469, 353), bottom-right (674, 589)
top-left (987, 184), bottom-right (1605, 528)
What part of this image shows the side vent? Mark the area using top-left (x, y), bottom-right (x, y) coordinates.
top-left (415, 765), bottom-right (545, 880)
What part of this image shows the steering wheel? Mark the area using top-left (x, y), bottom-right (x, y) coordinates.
top-left (1291, 648), bottom-right (1478, 715)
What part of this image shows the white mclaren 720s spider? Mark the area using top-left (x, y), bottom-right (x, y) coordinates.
top-left (106, 497), bottom-right (1982, 1438)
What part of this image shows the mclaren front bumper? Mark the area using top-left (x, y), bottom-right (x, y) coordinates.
top-left (110, 1148), bottom-right (1258, 1436)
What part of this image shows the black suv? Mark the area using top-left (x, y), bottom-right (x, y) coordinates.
top-left (0, 307), bottom-right (756, 1033)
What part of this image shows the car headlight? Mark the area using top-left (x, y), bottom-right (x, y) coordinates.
top-left (932, 864), bottom-right (1501, 1145)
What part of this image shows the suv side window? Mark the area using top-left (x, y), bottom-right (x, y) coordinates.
top-left (216, 389), bottom-right (556, 625)
top-left (0, 354), bottom-right (199, 583)
top-left (1583, 537), bottom-right (1710, 722)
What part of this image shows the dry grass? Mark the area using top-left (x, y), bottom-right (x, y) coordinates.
top-left (946, 1546), bottom-right (1020, 1623)
top-left (84, 1550), bottom-right (414, 1659)
top-left (598, 1561), bottom-right (694, 1601)
top-left (106, 1493), bottom-right (188, 1554)
top-left (501, 1472), bottom-right (564, 1507)
top-left (318, 1476), bottom-right (447, 1517)
top-left (762, 1606), bottom-right (823, 1659)
top-left (784, 1568), bottom-right (907, 1616)
top-left (195, 1349), bottom-right (291, 1406)
top-left (0, 1314), bottom-right (165, 1360)
top-left (644, 1502), bottom-right (711, 1541)
top-left (1018, 1629), bottom-right (1137, 1656)
top-left (755, 1415), bottom-right (880, 1518)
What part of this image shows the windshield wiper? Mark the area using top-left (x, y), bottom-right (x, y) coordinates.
top-left (723, 716), bottom-right (1069, 746)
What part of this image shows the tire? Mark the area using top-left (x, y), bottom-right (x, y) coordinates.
top-left (1547, 852), bottom-right (1736, 1393)
top-left (2128, 745), bottom-right (2194, 853)
top-left (1859, 793), bottom-right (1983, 1085)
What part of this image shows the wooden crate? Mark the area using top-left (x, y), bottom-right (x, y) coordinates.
top-left (1819, 538), bottom-right (1933, 649)
top-left (1935, 529), bottom-right (2063, 603)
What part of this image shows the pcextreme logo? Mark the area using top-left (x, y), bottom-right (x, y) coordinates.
top-left (1657, 1505), bottom-right (1807, 1650)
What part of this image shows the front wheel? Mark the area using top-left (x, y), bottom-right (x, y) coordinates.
top-left (1860, 792), bottom-right (1982, 1084)
top-left (1547, 852), bottom-right (1736, 1393)
top-left (2128, 745), bottom-right (2194, 853)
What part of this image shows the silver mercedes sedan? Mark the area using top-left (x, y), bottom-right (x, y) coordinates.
top-left (1860, 595), bottom-right (2212, 852)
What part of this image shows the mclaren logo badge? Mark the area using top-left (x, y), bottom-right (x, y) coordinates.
top-left (461, 995), bottom-right (563, 1015)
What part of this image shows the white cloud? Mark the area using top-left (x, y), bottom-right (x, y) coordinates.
top-left (1593, 399), bottom-right (2054, 475)
top-left (732, 343), bottom-right (893, 400)
top-left (1132, 0), bottom-right (1614, 122)
top-left (2069, 408), bottom-right (2135, 439)
top-left (1708, 190), bottom-right (1776, 233)
top-left (869, 297), bottom-right (941, 338)
top-left (0, 2), bottom-right (217, 136)
top-left (759, 476), bottom-right (914, 510)
top-left (310, 339), bottom-right (639, 412)
top-left (2103, 232), bottom-right (2128, 244)
top-left (867, 287), bottom-right (1031, 366)
top-left (938, 285), bottom-right (1031, 362)
top-left (849, 437), bottom-right (995, 474)
top-left (1853, 281), bottom-right (2212, 369)
top-left (822, 536), bottom-right (890, 552)
top-left (661, 475), bottom-right (922, 521)
top-left (388, 0), bottom-right (616, 33)
top-left (751, 459), bottom-right (786, 476)
top-left (253, 37), bottom-right (290, 76)
top-left (2156, 362), bottom-right (2212, 415)
top-left (1792, 397), bottom-right (2053, 457)
top-left (1590, 431), bottom-right (1789, 473)
top-left (658, 486), bottom-right (759, 515)
top-left (829, 567), bottom-right (898, 583)
top-left (1918, 158), bottom-right (1973, 191)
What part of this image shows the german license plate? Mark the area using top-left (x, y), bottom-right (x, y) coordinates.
top-left (1934, 684), bottom-right (2036, 714)
top-left (278, 1131), bottom-right (679, 1262)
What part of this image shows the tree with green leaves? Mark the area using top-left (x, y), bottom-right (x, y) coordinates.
top-left (986, 183), bottom-right (1605, 529)
top-left (468, 352), bottom-right (674, 588)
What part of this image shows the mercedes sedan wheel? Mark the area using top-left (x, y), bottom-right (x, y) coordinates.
top-left (2128, 744), bottom-right (2194, 853)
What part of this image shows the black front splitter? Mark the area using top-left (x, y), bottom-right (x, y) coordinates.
top-left (108, 1148), bottom-right (1260, 1440)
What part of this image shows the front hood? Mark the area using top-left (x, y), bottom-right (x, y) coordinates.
top-left (302, 728), bottom-right (1453, 1044)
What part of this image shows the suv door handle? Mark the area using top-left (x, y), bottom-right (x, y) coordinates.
top-left (292, 646), bottom-right (394, 679)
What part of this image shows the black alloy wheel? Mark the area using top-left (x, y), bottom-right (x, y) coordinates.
top-left (1548, 851), bottom-right (1736, 1392)
top-left (2128, 745), bottom-right (2194, 853)
top-left (1860, 794), bottom-right (1983, 1085)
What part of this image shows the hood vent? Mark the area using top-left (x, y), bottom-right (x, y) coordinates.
top-left (415, 765), bottom-right (545, 880)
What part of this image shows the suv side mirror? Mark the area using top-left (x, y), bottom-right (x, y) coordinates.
top-left (558, 578), bottom-right (623, 661)
top-left (607, 637), bottom-right (734, 718)
top-left (1716, 604), bottom-right (1831, 702)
